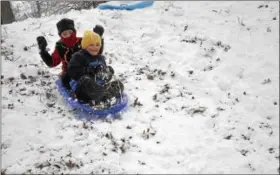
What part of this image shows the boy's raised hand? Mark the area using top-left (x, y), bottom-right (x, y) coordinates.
top-left (93, 25), bottom-right (104, 37)
top-left (36, 36), bottom-right (47, 51)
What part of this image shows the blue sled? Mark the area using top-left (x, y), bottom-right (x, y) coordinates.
top-left (97, 1), bottom-right (154, 11)
top-left (55, 79), bottom-right (128, 121)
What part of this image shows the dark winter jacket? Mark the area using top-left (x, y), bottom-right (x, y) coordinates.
top-left (39, 35), bottom-right (104, 73)
top-left (67, 49), bottom-right (107, 81)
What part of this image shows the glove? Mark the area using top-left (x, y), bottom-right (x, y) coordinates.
top-left (95, 64), bottom-right (105, 73)
top-left (106, 66), bottom-right (114, 74)
top-left (93, 66), bottom-right (114, 83)
top-left (84, 66), bottom-right (96, 76)
top-left (101, 66), bottom-right (114, 82)
top-left (84, 64), bottom-right (104, 76)
top-left (36, 36), bottom-right (47, 51)
top-left (93, 25), bottom-right (104, 37)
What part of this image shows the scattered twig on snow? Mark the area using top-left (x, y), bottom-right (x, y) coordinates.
top-left (237, 16), bottom-right (245, 26)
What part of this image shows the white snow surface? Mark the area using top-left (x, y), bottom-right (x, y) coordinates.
top-left (1, 1), bottom-right (279, 174)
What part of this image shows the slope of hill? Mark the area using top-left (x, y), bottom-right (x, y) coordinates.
top-left (1, 1), bottom-right (279, 174)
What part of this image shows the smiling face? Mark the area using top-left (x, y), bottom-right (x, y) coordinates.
top-left (60, 29), bottom-right (73, 38)
top-left (86, 42), bottom-right (101, 56)
top-left (81, 30), bottom-right (102, 56)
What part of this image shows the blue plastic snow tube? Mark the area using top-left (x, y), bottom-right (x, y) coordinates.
top-left (97, 1), bottom-right (154, 11)
top-left (55, 79), bottom-right (128, 121)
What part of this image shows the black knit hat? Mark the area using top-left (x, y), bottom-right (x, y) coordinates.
top-left (56, 18), bottom-right (76, 36)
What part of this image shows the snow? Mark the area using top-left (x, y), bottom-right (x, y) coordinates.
top-left (10, 1), bottom-right (34, 21)
top-left (1, 1), bottom-right (279, 174)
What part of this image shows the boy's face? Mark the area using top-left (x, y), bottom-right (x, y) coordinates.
top-left (61, 29), bottom-right (73, 38)
top-left (86, 43), bottom-right (101, 56)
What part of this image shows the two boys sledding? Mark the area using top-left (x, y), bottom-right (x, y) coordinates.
top-left (37, 18), bottom-right (124, 108)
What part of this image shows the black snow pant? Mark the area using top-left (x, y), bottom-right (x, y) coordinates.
top-left (75, 75), bottom-right (124, 103)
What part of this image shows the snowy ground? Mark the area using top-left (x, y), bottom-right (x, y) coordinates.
top-left (1, 1), bottom-right (279, 174)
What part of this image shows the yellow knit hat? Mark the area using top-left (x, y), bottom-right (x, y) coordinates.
top-left (81, 30), bottom-right (102, 49)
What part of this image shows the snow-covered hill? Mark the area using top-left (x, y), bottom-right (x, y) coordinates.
top-left (1, 1), bottom-right (279, 174)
